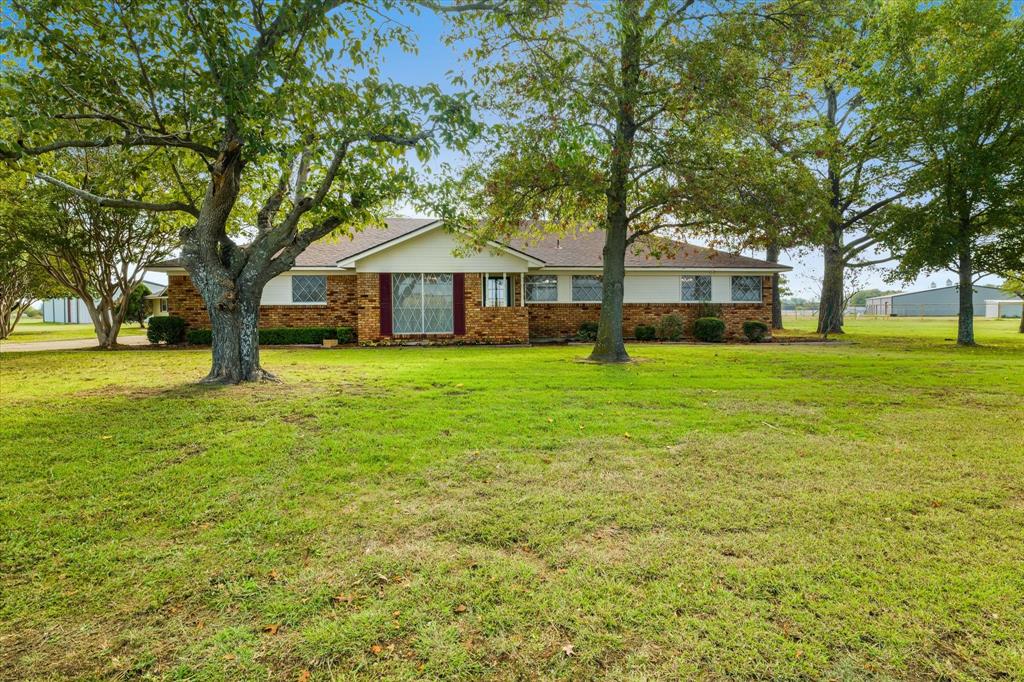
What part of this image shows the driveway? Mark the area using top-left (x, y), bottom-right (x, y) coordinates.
top-left (0, 335), bottom-right (153, 353)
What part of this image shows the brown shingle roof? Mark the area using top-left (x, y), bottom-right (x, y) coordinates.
top-left (152, 218), bottom-right (787, 271)
top-left (510, 230), bottom-right (786, 270)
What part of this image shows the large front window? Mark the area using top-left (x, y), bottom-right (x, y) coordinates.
top-left (572, 275), bottom-right (602, 302)
top-left (392, 273), bottom-right (454, 334)
top-left (731, 275), bottom-right (762, 302)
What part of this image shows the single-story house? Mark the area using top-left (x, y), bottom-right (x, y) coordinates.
top-left (865, 284), bottom-right (1011, 317)
top-left (40, 280), bottom-right (168, 324)
top-left (151, 219), bottom-right (789, 343)
top-left (983, 299), bottom-right (1023, 319)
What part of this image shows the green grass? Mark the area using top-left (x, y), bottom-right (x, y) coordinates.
top-left (5, 319), bottom-right (147, 344)
top-left (1, 318), bottom-right (1022, 680)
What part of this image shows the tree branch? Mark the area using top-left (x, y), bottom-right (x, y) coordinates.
top-left (36, 173), bottom-right (200, 217)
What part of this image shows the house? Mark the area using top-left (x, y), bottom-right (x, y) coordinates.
top-left (151, 219), bottom-right (789, 343)
top-left (865, 285), bottom-right (1011, 317)
top-left (40, 279), bottom-right (168, 324)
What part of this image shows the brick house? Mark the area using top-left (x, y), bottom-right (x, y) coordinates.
top-left (152, 218), bottom-right (789, 344)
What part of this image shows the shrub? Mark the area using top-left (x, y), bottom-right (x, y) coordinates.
top-left (186, 328), bottom-right (212, 345)
top-left (693, 317), bottom-right (726, 343)
top-left (694, 302), bottom-right (723, 319)
top-left (336, 326), bottom-right (356, 344)
top-left (147, 315), bottom-right (186, 344)
top-left (259, 327), bottom-right (335, 345)
top-left (655, 313), bottom-right (684, 341)
top-left (576, 321), bottom-right (599, 341)
top-left (185, 326), bottom-right (340, 346)
top-left (634, 324), bottom-right (656, 341)
top-left (742, 319), bottom-right (769, 342)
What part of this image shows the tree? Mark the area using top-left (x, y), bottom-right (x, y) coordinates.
top-left (1, 0), bottom-right (482, 382)
top-left (866, 0), bottom-right (1024, 345)
top-left (3, 158), bottom-right (178, 348)
top-left (770, 0), bottom-right (913, 336)
top-left (126, 283), bottom-right (151, 328)
top-left (447, 0), bottom-right (814, 362)
top-left (0, 244), bottom-right (60, 340)
top-left (1000, 273), bottom-right (1024, 334)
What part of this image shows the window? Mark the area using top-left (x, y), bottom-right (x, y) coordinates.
top-left (292, 275), bottom-right (327, 303)
top-left (525, 274), bottom-right (557, 302)
top-left (484, 275), bottom-right (511, 307)
top-left (572, 275), bottom-right (602, 302)
top-left (392, 273), bottom-right (454, 334)
top-left (731, 275), bottom-right (762, 302)
top-left (681, 275), bottom-right (711, 302)
top-left (159, 299), bottom-right (168, 313)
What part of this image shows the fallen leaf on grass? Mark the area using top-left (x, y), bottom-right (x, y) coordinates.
top-left (454, 604), bottom-right (468, 614)
top-left (332, 593), bottom-right (353, 604)
top-left (561, 643), bottom-right (575, 657)
top-left (370, 644), bottom-right (384, 655)
top-left (263, 624), bottom-right (280, 635)
top-left (222, 653), bottom-right (236, 661)
top-left (298, 670), bottom-right (311, 682)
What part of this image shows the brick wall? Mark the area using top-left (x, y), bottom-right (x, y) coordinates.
top-left (167, 274), bottom-right (358, 331)
top-left (168, 273), bottom-right (770, 344)
top-left (358, 272), bottom-right (529, 345)
top-left (526, 276), bottom-right (772, 340)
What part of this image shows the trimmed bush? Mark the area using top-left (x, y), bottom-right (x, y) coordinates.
top-left (336, 326), bottom-right (356, 344)
top-left (185, 326), bottom-right (339, 346)
top-left (147, 315), bottom-right (186, 344)
top-left (634, 324), bottom-right (656, 341)
top-left (693, 317), bottom-right (726, 343)
top-left (742, 319), bottom-right (770, 342)
top-left (576, 321), bottom-right (599, 341)
top-left (655, 314), bottom-right (684, 341)
top-left (186, 328), bottom-right (212, 345)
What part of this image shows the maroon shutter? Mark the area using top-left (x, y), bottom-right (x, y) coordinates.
top-left (379, 273), bottom-right (392, 337)
top-left (453, 273), bottom-right (466, 336)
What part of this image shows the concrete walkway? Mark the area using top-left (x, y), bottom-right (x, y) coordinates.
top-left (0, 334), bottom-right (152, 353)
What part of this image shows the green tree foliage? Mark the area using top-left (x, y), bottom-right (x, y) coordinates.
top-left (444, 0), bottom-right (817, 362)
top-left (865, 0), bottom-right (1024, 345)
top-left (1, 0), bottom-right (483, 381)
top-left (126, 283), bottom-right (151, 328)
top-left (2, 158), bottom-right (178, 348)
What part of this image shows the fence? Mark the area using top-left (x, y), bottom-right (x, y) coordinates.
top-left (783, 303), bottom-right (1021, 319)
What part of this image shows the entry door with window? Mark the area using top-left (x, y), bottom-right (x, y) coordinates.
top-left (484, 275), bottom-right (512, 307)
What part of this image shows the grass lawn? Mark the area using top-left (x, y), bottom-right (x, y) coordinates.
top-left (1, 318), bottom-right (1021, 680)
top-left (5, 319), bottom-right (147, 344)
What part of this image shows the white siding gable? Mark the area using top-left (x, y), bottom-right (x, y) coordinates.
top-left (354, 227), bottom-right (530, 273)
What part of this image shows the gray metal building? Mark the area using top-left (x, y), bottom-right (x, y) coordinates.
top-left (865, 285), bottom-right (1010, 317)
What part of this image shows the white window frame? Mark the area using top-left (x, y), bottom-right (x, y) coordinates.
top-left (572, 275), bottom-right (603, 302)
top-left (730, 275), bottom-right (762, 303)
top-left (525, 274), bottom-right (558, 303)
top-left (483, 273), bottom-right (511, 307)
top-left (680, 275), bottom-right (712, 302)
top-left (291, 275), bottom-right (327, 304)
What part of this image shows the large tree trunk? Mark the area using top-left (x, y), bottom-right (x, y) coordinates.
top-left (1019, 301), bottom-right (1024, 333)
top-left (766, 241), bottom-right (783, 330)
top-left (817, 233), bottom-right (846, 335)
top-left (817, 86), bottom-right (845, 336)
top-left (589, 0), bottom-right (639, 364)
top-left (202, 280), bottom-right (266, 383)
top-left (591, 218), bottom-right (629, 362)
top-left (956, 244), bottom-right (975, 346)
